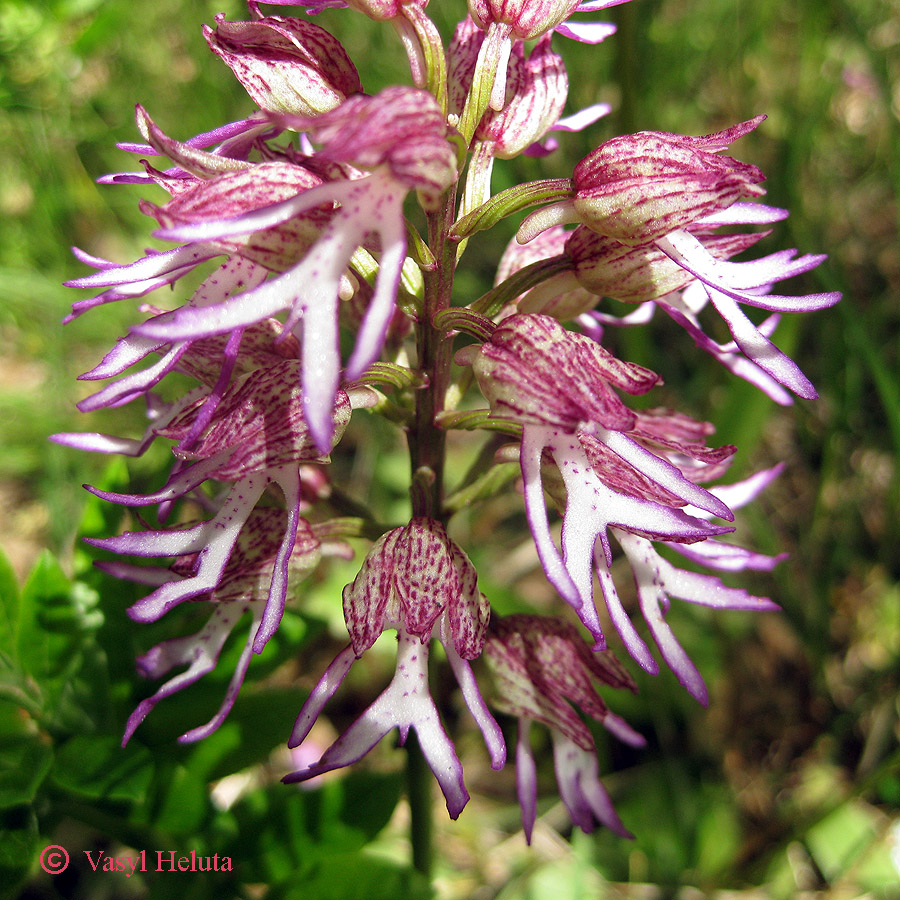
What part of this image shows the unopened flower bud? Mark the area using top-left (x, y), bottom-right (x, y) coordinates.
top-left (468, 0), bottom-right (581, 40)
top-left (450, 21), bottom-right (567, 158)
top-left (205, 15), bottom-right (361, 116)
top-left (573, 117), bottom-right (767, 245)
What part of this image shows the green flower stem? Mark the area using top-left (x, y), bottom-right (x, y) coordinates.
top-left (409, 185), bottom-right (459, 523)
top-left (405, 730), bottom-right (434, 876)
top-left (404, 180), bottom-right (460, 876)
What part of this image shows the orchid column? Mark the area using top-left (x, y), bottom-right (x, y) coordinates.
top-left (60, 0), bottom-right (838, 876)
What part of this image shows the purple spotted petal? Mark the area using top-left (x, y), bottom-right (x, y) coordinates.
top-left (289, 645), bottom-right (357, 748)
top-left (552, 735), bottom-right (632, 837)
top-left (516, 720), bottom-right (539, 843)
top-left (440, 617), bottom-right (506, 769)
top-left (285, 632), bottom-right (470, 818)
top-left (123, 603), bottom-right (255, 745)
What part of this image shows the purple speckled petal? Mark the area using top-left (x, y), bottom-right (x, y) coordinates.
top-left (286, 632), bottom-right (470, 818)
top-left (152, 176), bottom-right (349, 244)
top-left (78, 344), bottom-right (187, 412)
top-left (344, 187), bottom-right (407, 379)
top-left (553, 430), bottom-right (731, 563)
top-left (655, 229), bottom-right (841, 398)
top-left (52, 432), bottom-right (149, 456)
top-left (614, 530), bottom-right (780, 702)
top-left (125, 474), bottom-right (268, 622)
top-left (659, 230), bottom-right (841, 310)
top-left (85, 450), bottom-right (235, 507)
top-left (86, 521), bottom-right (208, 557)
top-left (65, 244), bottom-right (220, 290)
top-left (658, 302), bottom-right (793, 405)
top-left (446, 542), bottom-right (490, 659)
top-left (180, 608), bottom-right (264, 743)
top-left (341, 529), bottom-right (400, 656)
top-left (94, 562), bottom-right (180, 586)
top-left (80, 331), bottom-right (168, 381)
top-left (552, 734), bottom-right (631, 837)
top-left (598, 429), bottom-right (733, 520)
top-left (136, 106), bottom-right (253, 178)
top-left (672, 539), bottom-right (786, 572)
top-left (594, 550), bottom-right (656, 670)
top-left (440, 617), bottom-right (506, 769)
top-left (252, 465), bottom-right (302, 652)
top-left (520, 425), bottom-right (582, 608)
top-left (122, 602), bottom-right (253, 745)
top-left (601, 712), bottom-right (646, 747)
top-left (393, 519), bottom-right (455, 640)
top-left (707, 287), bottom-right (818, 399)
top-left (118, 117), bottom-right (266, 157)
top-left (289, 645), bottom-right (357, 747)
top-left (516, 719), bottom-right (538, 843)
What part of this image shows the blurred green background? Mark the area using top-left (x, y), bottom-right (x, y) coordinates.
top-left (1, 0), bottom-right (898, 897)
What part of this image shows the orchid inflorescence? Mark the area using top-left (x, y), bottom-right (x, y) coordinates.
top-left (58, 0), bottom-right (839, 843)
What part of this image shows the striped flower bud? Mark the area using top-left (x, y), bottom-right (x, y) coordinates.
top-left (204, 14), bottom-right (361, 116)
top-left (573, 118), bottom-right (767, 245)
top-left (468, 0), bottom-right (581, 40)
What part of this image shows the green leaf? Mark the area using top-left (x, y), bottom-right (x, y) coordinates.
top-left (0, 737), bottom-right (52, 809)
top-left (336, 771), bottom-right (404, 842)
top-left (295, 851), bottom-right (432, 900)
top-left (0, 547), bottom-right (20, 650)
top-left (0, 806), bottom-right (39, 896)
top-left (805, 799), bottom-right (878, 883)
top-left (51, 734), bottom-right (153, 803)
top-left (154, 763), bottom-right (211, 836)
top-left (17, 552), bottom-right (102, 683)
